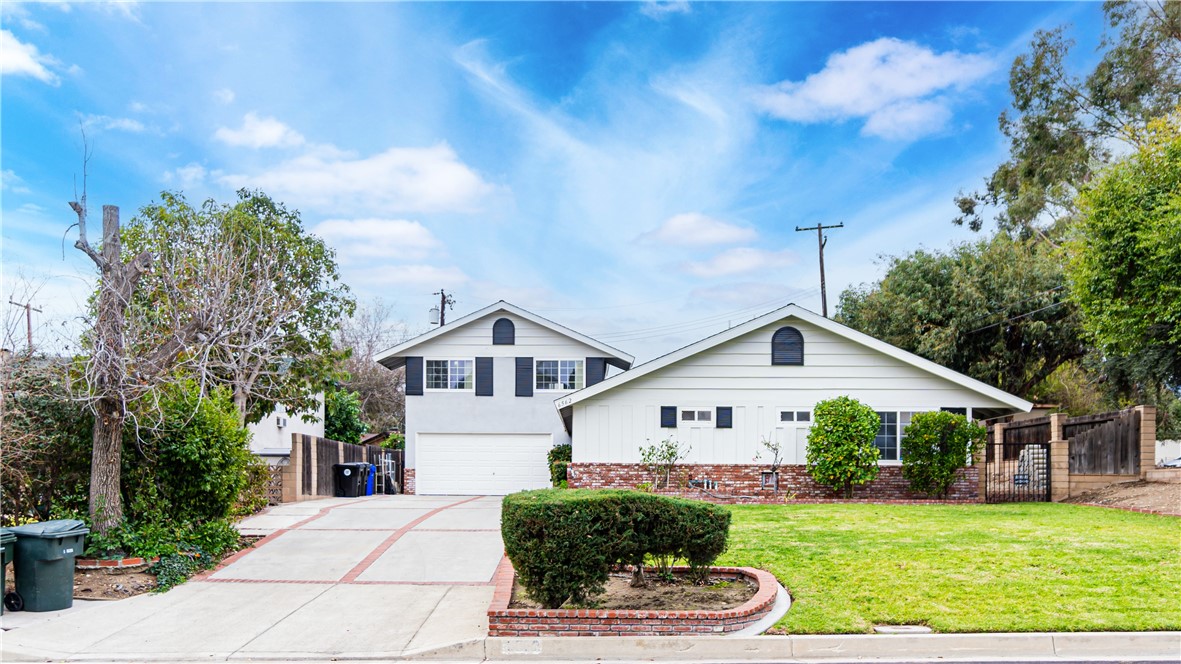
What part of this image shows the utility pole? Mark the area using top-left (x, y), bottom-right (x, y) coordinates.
top-left (431, 289), bottom-right (455, 327)
top-left (8, 299), bottom-right (43, 351)
top-left (794, 222), bottom-right (844, 318)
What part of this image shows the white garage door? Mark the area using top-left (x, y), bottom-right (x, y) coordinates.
top-left (415, 433), bottom-right (554, 495)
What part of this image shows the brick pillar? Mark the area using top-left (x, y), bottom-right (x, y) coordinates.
top-left (1137, 405), bottom-right (1157, 477)
top-left (1049, 413), bottom-right (1067, 443)
top-left (992, 422), bottom-right (1007, 466)
top-left (282, 432), bottom-right (301, 502)
top-left (309, 435), bottom-right (319, 497)
top-left (1050, 438), bottom-right (1070, 501)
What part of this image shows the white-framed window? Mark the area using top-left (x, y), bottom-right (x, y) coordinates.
top-left (874, 410), bottom-right (918, 462)
top-left (778, 409), bottom-right (812, 424)
top-left (680, 408), bottom-right (714, 426)
top-left (535, 359), bottom-right (584, 391)
top-left (425, 359), bottom-right (474, 390)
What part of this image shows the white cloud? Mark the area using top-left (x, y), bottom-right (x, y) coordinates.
top-left (128, 101), bottom-right (148, 113)
top-left (642, 213), bottom-right (756, 246)
top-left (689, 282), bottom-right (820, 310)
top-left (754, 37), bottom-right (994, 140)
top-left (213, 88), bottom-right (235, 105)
top-left (1, 4), bottom-right (45, 31)
top-left (2, 169), bottom-right (31, 194)
top-left (1, 29), bottom-right (60, 85)
top-left (213, 112), bottom-right (305, 148)
top-left (313, 218), bottom-right (441, 262)
top-left (82, 114), bottom-right (146, 132)
top-left (682, 247), bottom-right (797, 278)
top-left (163, 162), bottom-right (207, 188)
top-left (361, 264), bottom-right (469, 288)
top-left (220, 143), bottom-right (496, 215)
top-left (640, 1), bottom-right (691, 19)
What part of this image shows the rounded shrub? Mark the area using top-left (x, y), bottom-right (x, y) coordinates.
top-left (547, 444), bottom-right (572, 487)
top-left (806, 396), bottom-right (881, 498)
top-left (501, 489), bottom-right (731, 608)
top-left (901, 411), bottom-right (987, 497)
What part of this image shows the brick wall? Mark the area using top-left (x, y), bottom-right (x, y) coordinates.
top-left (404, 468), bottom-right (416, 495)
top-left (487, 558), bottom-right (778, 637)
top-left (568, 463), bottom-right (980, 503)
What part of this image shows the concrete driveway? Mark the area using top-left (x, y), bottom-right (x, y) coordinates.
top-left (0, 495), bottom-right (503, 661)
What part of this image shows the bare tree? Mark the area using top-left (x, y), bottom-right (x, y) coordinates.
top-left (336, 299), bottom-right (408, 433)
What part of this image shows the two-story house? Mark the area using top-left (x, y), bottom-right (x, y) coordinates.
top-left (374, 301), bottom-right (633, 495)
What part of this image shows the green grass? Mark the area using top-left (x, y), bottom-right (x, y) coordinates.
top-left (719, 503), bottom-right (1181, 634)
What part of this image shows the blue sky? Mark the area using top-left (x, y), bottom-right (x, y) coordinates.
top-left (2, 1), bottom-right (1105, 361)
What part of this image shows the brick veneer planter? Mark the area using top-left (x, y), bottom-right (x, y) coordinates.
top-left (75, 556), bottom-right (159, 571)
top-left (404, 468), bottom-right (416, 495)
top-left (487, 557), bottom-right (779, 637)
top-left (568, 463), bottom-right (980, 503)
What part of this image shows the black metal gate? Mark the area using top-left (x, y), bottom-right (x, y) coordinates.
top-left (985, 441), bottom-right (1052, 503)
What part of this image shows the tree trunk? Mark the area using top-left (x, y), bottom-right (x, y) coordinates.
top-left (89, 397), bottom-right (124, 535)
top-left (233, 387), bottom-right (248, 428)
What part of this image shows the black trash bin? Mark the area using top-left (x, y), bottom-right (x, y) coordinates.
top-left (1, 528), bottom-right (15, 615)
top-left (333, 463), bottom-right (368, 497)
top-left (8, 519), bottom-right (89, 612)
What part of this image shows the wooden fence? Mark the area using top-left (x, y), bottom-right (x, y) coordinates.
top-left (1069, 409), bottom-right (1141, 475)
top-left (289, 433), bottom-right (404, 500)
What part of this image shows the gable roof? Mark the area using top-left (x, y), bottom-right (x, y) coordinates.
top-left (554, 303), bottom-right (1032, 412)
top-left (374, 300), bottom-right (634, 370)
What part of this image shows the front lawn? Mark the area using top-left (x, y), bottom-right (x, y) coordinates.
top-left (720, 503), bottom-right (1181, 634)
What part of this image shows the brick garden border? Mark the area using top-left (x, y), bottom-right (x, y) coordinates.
top-left (487, 557), bottom-right (779, 637)
top-left (75, 556), bottom-right (159, 571)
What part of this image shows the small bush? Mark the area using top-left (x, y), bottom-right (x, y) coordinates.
top-left (806, 396), bottom-right (881, 498)
top-left (901, 411), bottom-right (987, 497)
top-left (501, 489), bottom-right (730, 608)
top-left (325, 388), bottom-right (368, 444)
top-left (232, 458), bottom-right (273, 518)
top-left (548, 444), bottom-right (572, 487)
top-left (639, 437), bottom-right (690, 488)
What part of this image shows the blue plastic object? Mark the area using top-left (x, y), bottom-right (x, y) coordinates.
top-left (365, 464), bottom-right (376, 496)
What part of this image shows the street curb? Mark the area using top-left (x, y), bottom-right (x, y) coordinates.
top-left (472, 631), bottom-right (1181, 661)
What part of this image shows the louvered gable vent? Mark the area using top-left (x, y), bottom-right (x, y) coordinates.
top-left (771, 326), bottom-right (804, 366)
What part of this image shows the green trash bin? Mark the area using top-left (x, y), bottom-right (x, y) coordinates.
top-left (8, 519), bottom-right (89, 612)
top-left (1, 528), bottom-right (15, 615)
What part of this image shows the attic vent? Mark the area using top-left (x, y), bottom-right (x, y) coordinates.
top-left (493, 318), bottom-right (515, 345)
top-left (771, 326), bottom-right (804, 366)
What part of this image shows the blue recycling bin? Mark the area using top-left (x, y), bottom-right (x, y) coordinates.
top-left (364, 464), bottom-right (376, 496)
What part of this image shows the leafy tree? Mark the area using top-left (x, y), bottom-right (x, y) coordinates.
top-left (1067, 112), bottom-right (1181, 387)
top-left (324, 388), bottom-right (368, 444)
top-left (836, 234), bottom-right (1085, 397)
top-left (123, 189), bottom-right (355, 425)
top-left (901, 411), bottom-right (986, 498)
top-left (806, 397), bottom-right (881, 498)
top-left (955, 1), bottom-right (1181, 235)
top-left (335, 300), bottom-right (408, 433)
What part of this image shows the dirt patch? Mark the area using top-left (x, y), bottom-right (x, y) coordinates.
top-left (1064, 480), bottom-right (1181, 515)
top-left (73, 567), bottom-right (158, 600)
top-left (510, 572), bottom-right (757, 611)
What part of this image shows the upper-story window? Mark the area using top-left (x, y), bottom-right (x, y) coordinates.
top-left (426, 359), bottom-right (473, 390)
top-left (493, 318), bottom-right (515, 345)
top-left (536, 359), bottom-right (584, 391)
top-left (771, 326), bottom-right (804, 365)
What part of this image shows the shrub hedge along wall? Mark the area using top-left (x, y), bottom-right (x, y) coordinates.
top-left (501, 489), bottom-right (731, 608)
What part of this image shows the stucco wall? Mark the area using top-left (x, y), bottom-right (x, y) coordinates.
top-left (247, 397), bottom-right (324, 454)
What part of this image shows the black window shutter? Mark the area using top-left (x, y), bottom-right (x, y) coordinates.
top-left (405, 356), bottom-right (423, 395)
top-left (660, 406), bottom-right (677, 428)
top-left (771, 326), bottom-right (804, 366)
top-left (716, 406), bottom-right (733, 429)
top-left (515, 357), bottom-right (534, 397)
top-left (475, 357), bottom-right (494, 396)
top-left (493, 318), bottom-right (515, 345)
top-left (586, 357), bottom-right (607, 386)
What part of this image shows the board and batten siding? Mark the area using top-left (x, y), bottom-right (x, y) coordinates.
top-left (571, 319), bottom-right (1015, 465)
top-left (405, 312), bottom-right (616, 468)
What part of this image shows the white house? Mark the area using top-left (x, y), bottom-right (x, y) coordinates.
top-left (374, 301), bottom-right (633, 495)
top-left (247, 397), bottom-right (324, 458)
top-left (555, 304), bottom-right (1032, 501)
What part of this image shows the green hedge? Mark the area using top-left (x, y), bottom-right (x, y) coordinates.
top-left (501, 489), bottom-right (731, 608)
top-left (547, 444), bottom-right (572, 487)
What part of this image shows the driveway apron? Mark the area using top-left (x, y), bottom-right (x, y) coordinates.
top-left (0, 495), bottom-right (503, 661)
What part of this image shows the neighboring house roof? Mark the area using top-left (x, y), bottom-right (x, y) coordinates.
top-left (555, 303), bottom-right (1033, 412)
top-left (374, 300), bottom-right (635, 370)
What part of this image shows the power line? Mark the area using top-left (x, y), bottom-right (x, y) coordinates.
top-left (795, 222), bottom-right (843, 317)
top-left (967, 300), bottom-right (1068, 335)
top-left (590, 287), bottom-right (822, 342)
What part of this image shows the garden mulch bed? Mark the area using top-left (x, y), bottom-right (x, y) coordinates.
top-left (1063, 480), bottom-right (1181, 515)
top-left (74, 568), bottom-right (157, 599)
top-left (509, 572), bottom-right (757, 611)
